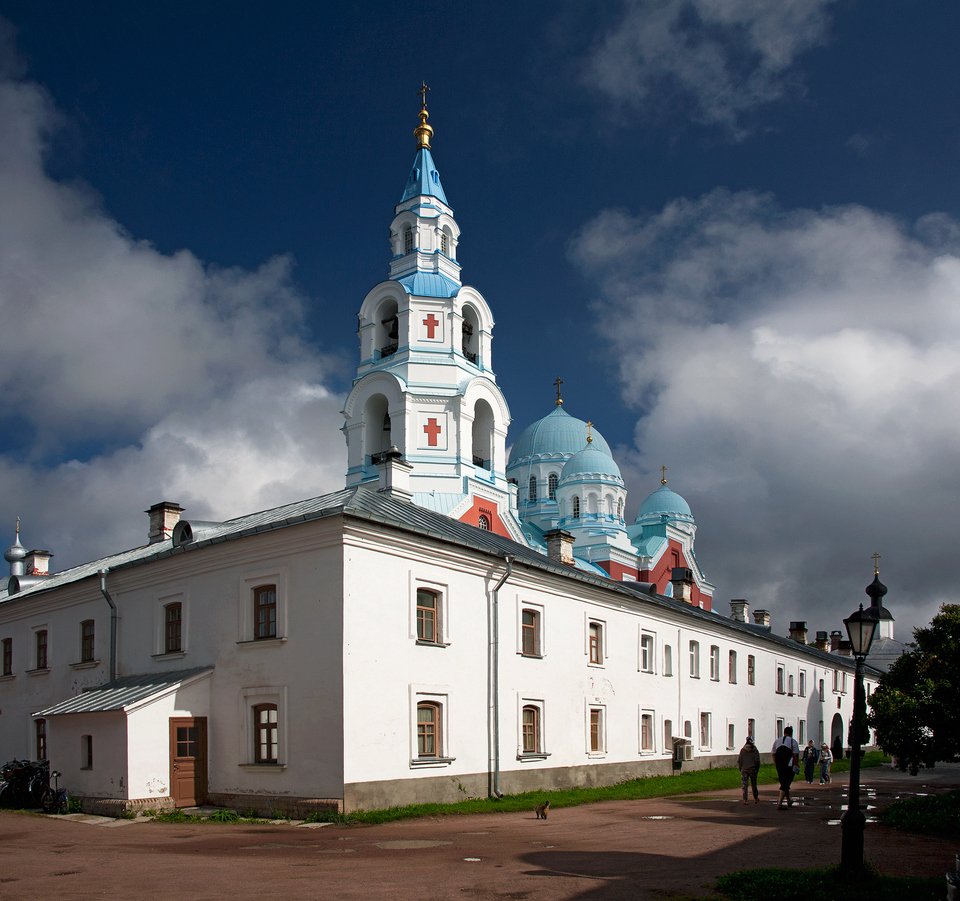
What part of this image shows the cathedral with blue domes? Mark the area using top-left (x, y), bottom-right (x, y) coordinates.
top-left (344, 93), bottom-right (714, 608)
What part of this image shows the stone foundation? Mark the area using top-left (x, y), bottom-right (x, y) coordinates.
top-left (205, 793), bottom-right (342, 818)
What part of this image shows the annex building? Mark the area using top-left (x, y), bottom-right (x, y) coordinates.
top-left (0, 100), bottom-right (890, 815)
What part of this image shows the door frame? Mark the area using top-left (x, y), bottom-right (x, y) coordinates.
top-left (169, 716), bottom-right (208, 807)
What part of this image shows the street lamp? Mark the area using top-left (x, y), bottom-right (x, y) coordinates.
top-left (839, 575), bottom-right (882, 872)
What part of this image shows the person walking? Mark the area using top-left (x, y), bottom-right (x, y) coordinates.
top-left (801, 739), bottom-right (819, 784)
top-left (772, 725), bottom-right (800, 809)
top-left (819, 743), bottom-right (833, 784)
top-left (737, 736), bottom-right (761, 804)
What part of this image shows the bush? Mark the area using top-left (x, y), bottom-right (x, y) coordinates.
top-left (207, 808), bottom-right (240, 823)
top-left (716, 866), bottom-right (943, 900)
top-left (880, 789), bottom-right (960, 838)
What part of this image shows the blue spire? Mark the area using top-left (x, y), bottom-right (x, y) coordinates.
top-left (400, 147), bottom-right (448, 204)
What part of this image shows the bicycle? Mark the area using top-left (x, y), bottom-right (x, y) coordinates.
top-left (41, 770), bottom-right (69, 815)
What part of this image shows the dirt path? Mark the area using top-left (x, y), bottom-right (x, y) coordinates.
top-left (0, 765), bottom-right (956, 900)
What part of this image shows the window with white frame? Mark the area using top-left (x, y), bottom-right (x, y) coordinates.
top-left (663, 644), bottom-right (673, 676)
top-left (727, 722), bottom-right (736, 750)
top-left (664, 718), bottom-right (673, 747)
top-left (819, 678), bottom-right (825, 701)
top-left (80, 620), bottom-right (95, 663)
top-left (440, 231), bottom-right (449, 255)
top-left (403, 226), bottom-right (414, 253)
top-left (799, 719), bottom-right (806, 744)
top-left (417, 702), bottom-right (442, 758)
top-left (588, 620), bottom-right (604, 665)
top-left (528, 476), bottom-right (537, 502)
top-left (572, 496), bottom-right (580, 518)
top-left (747, 717), bottom-right (756, 741)
top-left (818, 720), bottom-right (824, 743)
top-left (548, 473), bottom-right (558, 500)
top-left (640, 710), bottom-right (655, 753)
top-left (155, 591), bottom-right (188, 656)
top-left (241, 686), bottom-right (286, 766)
top-left (776, 717), bottom-right (784, 737)
top-left (709, 645), bottom-right (720, 681)
top-left (520, 701), bottom-right (545, 757)
top-left (689, 640), bottom-right (700, 678)
top-left (799, 670), bottom-right (807, 697)
top-left (254, 585), bottom-right (277, 640)
top-left (747, 654), bottom-right (756, 685)
top-left (684, 720), bottom-right (692, 739)
top-left (165, 603), bottom-right (183, 654)
top-left (788, 674), bottom-right (795, 696)
top-left (520, 607), bottom-right (542, 657)
top-left (776, 664), bottom-right (785, 694)
top-left (699, 712), bottom-right (712, 749)
top-left (33, 627), bottom-right (49, 671)
top-left (410, 689), bottom-right (451, 765)
top-left (728, 650), bottom-right (737, 683)
top-left (588, 706), bottom-right (605, 754)
top-left (239, 570), bottom-right (286, 643)
top-left (640, 632), bottom-right (655, 673)
top-left (416, 588), bottom-right (441, 644)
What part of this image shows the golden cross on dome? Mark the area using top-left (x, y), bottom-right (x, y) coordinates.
top-left (418, 81), bottom-right (430, 110)
top-left (586, 421), bottom-right (593, 444)
top-left (554, 376), bottom-right (564, 406)
top-left (871, 552), bottom-right (881, 576)
top-left (414, 82), bottom-right (433, 149)
top-left (660, 465), bottom-right (668, 485)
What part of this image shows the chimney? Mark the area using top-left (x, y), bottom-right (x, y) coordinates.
top-left (544, 529), bottom-right (575, 565)
top-left (814, 630), bottom-right (829, 651)
top-left (729, 598), bottom-right (750, 623)
top-left (24, 549), bottom-right (53, 576)
top-left (836, 640), bottom-right (853, 657)
top-left (374, 446), bottom-right (413, 500)
top-left (146, 502), bottom-right (184, 545)
top-left (670, 567), bottom-right (694, 603)
top-left (752, 609), bottom-right (771, 628)
top-left (788, 621), bottom-right (808, 644)
top-left (830, 629), bottom-right (843, 652)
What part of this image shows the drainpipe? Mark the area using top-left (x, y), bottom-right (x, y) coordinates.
top-left (489, 555), bottom-right (513, 799)
top-left (99, 569), bottom-right (118, 683)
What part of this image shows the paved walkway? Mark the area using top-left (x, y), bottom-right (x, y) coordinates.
top-left (0, 765), bottom-right (956, 899)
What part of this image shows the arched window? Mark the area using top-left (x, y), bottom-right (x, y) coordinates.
top-left (253, 703), bottom-right (279, 764)
top-left (416, 588), bottom-right (440, 644)
top-left (440, 232), bottom-right (449, 255)
top-left (472, 399), bottom-right (493, 469)
top-left (548, 473), bottom-right (558, 500)
top-left (477, 514), bottom-right (491, 531)
top-left (572, 496), bottom-right (580, 519)
top-left (403, 226), bottom-right (414, 253)
top-left (417, 702), bottom-right (442, 757)
top-left (528, 476), bottom-right (537, 502)
top-left (521, 705), bottom-right (541, 754)
top-left (617, 498), bottom-right (623, 519)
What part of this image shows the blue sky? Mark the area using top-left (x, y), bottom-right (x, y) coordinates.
top-left (2, 1), bottom-right (959, 641)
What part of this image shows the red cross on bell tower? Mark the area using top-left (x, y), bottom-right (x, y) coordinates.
top-left (423, 417), bottom-right (442, 447)
top-left (422, 313), bottom-right (440, 339)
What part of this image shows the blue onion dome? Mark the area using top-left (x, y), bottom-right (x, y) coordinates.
top-left (560, 443), bottom-right (623, 483)
top-left (508, 407), bottom-right (612, 467)
top-left (635, 482), bottom-right (694, 525)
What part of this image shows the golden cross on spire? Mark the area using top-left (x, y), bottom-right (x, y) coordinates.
top-left (586, 421), bottom-right (593, 444)
top-left (554, 376), bottom-right (564, 407)
top-left (418, 81), bottom-right (430, 110)
top-left (871, 552), bottom-right (881, 576)
top-left (414, 82), bottom-right (433, 149)
top-left (660, 465), bottom-right (668, 485)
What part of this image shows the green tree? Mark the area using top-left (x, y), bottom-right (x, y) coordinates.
top-left (868, 604), bottom-right (960, 774)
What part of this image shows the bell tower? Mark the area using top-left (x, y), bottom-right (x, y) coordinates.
top-left (342, 88), bottom-right (522, 540)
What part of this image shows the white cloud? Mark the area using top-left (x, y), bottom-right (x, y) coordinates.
top-left (583, 0), bottom-right (837, 134)
top-left (0, 45), bottom-right (347, 569)
top-left (572, 189), bottom-right (960, 639)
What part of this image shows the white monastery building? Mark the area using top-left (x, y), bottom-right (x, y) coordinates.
top-left (0, 98), bottom-right (890, 815)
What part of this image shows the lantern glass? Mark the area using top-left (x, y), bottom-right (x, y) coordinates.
top-left (844, 605), bottom-right (878, 657)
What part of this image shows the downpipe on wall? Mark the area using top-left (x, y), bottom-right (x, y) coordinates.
top-left (99, 569), bottom-right (118, 683)
top-left (488, 555), bottom-right (514, 799)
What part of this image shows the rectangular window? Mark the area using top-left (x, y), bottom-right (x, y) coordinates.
top-left (640, 632), bottom-right (654, 673)
top-left (521, 704), bottom-right (541, 754)
top-left (35, 629), bottom-right (48, 670)
top-left (80, 619), bottom-right (95, 663)
top-left (588, 621), bottom-right (603, 665)
top-left (818, 720), bottom-right (824, 744)
top-left (727, 722), bottom-right (736, 750)
top-left (664, 718), bottom-right (673, 748)
top-left (747, 717), bottom-right (756, 741)
top-left (776, 717), bottom-right (784, 738)
top-left (254, 585), bottom-right (277, 640)
top-left (841, 672), bottom-right (847, 693)
top-left (689, 640), bottom-right (700, 678)
top-left (699, 712), bottom-right (712, 749)
top-left (416, 588), bottom-right (440, 643)
top-left (35, 719), bottom-right (47, 760)
top-left (589, 707), bottom-right (605, 753)
top-left (776, 664), bottom-right (785, 694)
top-left (663, 644), bottom-right (673, 677)
top-left (640, 711), bottom-right (654, 752)
top-left (521, 608), bottom-right (541, 657)
top-left (81, 734), bottom-right (93, 769)
top-left (417, 702), bottom-right (442, 758)
top-left (747, 654), bottom-right (756, 686)
top-left (164, 603), bottom-right (182, 653)
top-left (788, 673), bottom-right (795, 695)
top-left (1, 637), bottom-right (11, 676)
top-left (799, 670), bottom-right (807, 698)
top-left (728, 650), bottom-right (737, 683)
top-left (799, 720), bottom-right (806, 744)
top-left (709, 645), bottom-right (720, 681)
top-left (254, 703), bottom-right (279, 764)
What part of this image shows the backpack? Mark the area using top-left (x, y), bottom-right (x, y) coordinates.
top-left (774, 741), bottom-right (794, 768)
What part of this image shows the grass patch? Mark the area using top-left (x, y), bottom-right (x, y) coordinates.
top-left (880, 789), bottom-right (960, 838)
top-left (302, 752), bottom-right (889, 825)
top-left (715, 865), bottom-right (943, 900)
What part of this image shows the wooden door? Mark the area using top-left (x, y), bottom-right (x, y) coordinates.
top-left (169, 717), bottom-right (207, 807)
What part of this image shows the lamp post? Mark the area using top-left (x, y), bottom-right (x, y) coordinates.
top-left (840, 585), bottom-right (881, 872)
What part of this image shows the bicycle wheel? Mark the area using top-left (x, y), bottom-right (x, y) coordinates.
top-left (41, 788), bottom-right (55, 813)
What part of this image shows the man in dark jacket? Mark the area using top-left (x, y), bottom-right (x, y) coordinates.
top-left (772, 726), bottom-right (800, 808)
top-left (737, 736), bottom-right (761, 804)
